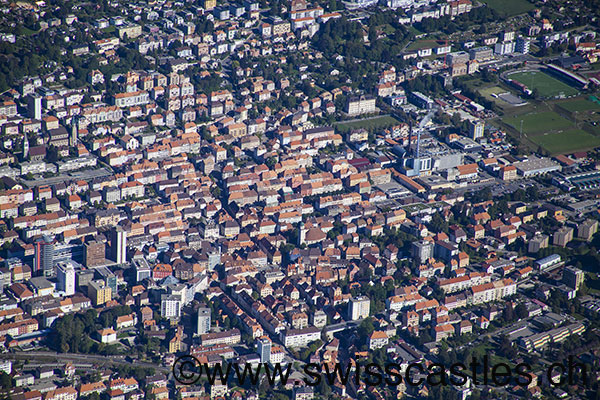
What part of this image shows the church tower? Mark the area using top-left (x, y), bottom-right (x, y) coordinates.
top-left (70, 117), bottom-right (78, 147)
top-left (298, 222), bottom-right (306, 246)
top-left (22, 133), bottom-right (29, 159)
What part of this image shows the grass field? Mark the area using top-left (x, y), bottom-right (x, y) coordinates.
top-left (405, 39), bottom-right (444, 52)
top-left (480, 86), bottom-right (529, 109)
top-left (480, 0), bottom-right (534, 16)
top-left (529, 129), bottom-right (600, 155)
top-left (507, 70), bottom-right (579, 98)
top-left (479, 86), bottom-right (505, 97)
top-left (504, 111), bottom-right (572, 135)
top-left (586, 123), bottom-right (600, 136)
top-left (407, 26), bottom-right (425, 37)
top-left (335, 115), bottom-right (400, 133)
top-left (555, 98), bottom-right (600, 113)
top-left (479, 86), bottom-right (510, 109)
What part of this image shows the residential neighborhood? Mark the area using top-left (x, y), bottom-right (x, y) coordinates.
top-left (0, 0), bottom-right (600, 400)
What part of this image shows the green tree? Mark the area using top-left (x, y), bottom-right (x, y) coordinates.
top-left (502, 302), bottom-right (515, 322)
top-left (0, 372), bottom-right (11, 390)
top-left (498, 334), bottom-right (517, 359)
top-left (46, 145), bottom-right (60, 162)
top-left (515, 303), bottom-right (528, 320)
top-left (357, 317), bottom-right (375, 342)
top-left (430, 212), bottom-right (449, 234)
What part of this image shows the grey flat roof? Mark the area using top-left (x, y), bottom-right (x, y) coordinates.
top-left (514, 157), bottom-right (560, 173)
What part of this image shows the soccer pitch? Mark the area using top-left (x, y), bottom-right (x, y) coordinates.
top-left (555, 98), bottom-right (600, 113)
top-left (507, 70), bottom-right (579, 98)
top-left (530, 129), bottom-right (600, 155)
top-left (503, 111), bottom-right (572, 135)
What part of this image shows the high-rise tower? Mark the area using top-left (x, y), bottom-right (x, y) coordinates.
top-left (110, 227), bottom-right (127, 265)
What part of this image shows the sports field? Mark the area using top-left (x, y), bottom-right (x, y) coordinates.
top-left (529, 129), bottom-right (600, 155)
top-left (555, 98), bottom-right (600, 113)
top-left (479, 0), bottom-right (534, 16)
top-left (507, 70), bottom-right (579, 98)
top-left (504, 111), bottom-right (572, 135)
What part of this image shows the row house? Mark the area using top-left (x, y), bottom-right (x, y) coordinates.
top-left (210, 90), bottom-right (233, 103)
top-left (44, 387), bottom-right (77, 400)
top-left (81, 106), bottom-right (123, 125)
top-left (0, 189), bottom-right (34, 205)
top-left (43, 95), bottom-right (65, 111)
top-left (470, 279), bottom-right (517, 305)
top-left (281, 326), bottom-right (321, 348)
top-left (0, 101), bottom-right (17, 117)
top-left (107, 150), bottom-right (142, 167)
top-left (200, 328), bottom-right (241, 346)
top-left (386, 292), bottom-right (425, 312)
top-left (247, 119), bottom-right (267, 135)
top-left (136, 35), bottom-right (163, 54)
top-left (0, 318), bottom-right (39, 336)
top-left (108, 378), bottom-right (139, 393)
top-left (113, 91), bottom-right (150, 108)
top-left (437, 272), bottom-right (490, 294)
top-left (94, 37), bottom-right (120, 54)
top-left (80, 382), bottom-right (107, 397)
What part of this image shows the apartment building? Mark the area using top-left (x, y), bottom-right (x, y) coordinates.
top-left (345, 95), bottom-right (377, 116)
top-left (282, 327), bottom-right (321, 348)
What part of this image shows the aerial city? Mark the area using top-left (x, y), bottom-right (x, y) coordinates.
top-left (0, 0), bottom-right (599, 399)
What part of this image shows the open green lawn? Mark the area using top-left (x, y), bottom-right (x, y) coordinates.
top-left (467, 81), bottom-right (486, 90)
top-left (382, 24), bottom-right (395, 35)
top-left (479, 86), bottom-right (504, 106)
top-left (585, 272), bottom-right (600, 295)
top-left (507, 70), bottom-right (579, 98)
top-left (530, 129), bottom-right (600, 155)
top-left (20, 26), bottom-right (38, 36)
top-left (504, 111), bottom-right (572, 135)
top-left (479, 86), bottom-right (506, 97)
top-left (586, 123), bottom-right (600, 136)
top-left (335, 115), bottom-right (400, 133)
top-left (479, 85), bottom-right (528, 110)
top-left (555, 98), bottom-right (600, 113)
top-left (479, 0), bottom-right (534, 16)
top-left (408, 25), bottom-right (425, 37)
top-left (405, 39), bottom-right (444, 51)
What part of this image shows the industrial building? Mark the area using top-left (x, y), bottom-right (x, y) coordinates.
top-left (513, 156), bottom-right (561, 177)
